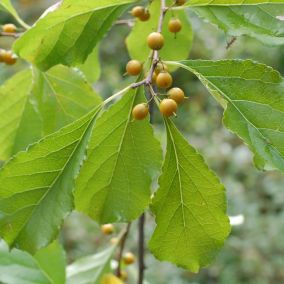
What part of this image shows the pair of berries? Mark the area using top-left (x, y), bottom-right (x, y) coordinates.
top-left (132, 87), bottom-right (185, 120)
top-left (0, 49), bottom-right (17, 65)
top-left (131, 6), bottom-right (150, 21)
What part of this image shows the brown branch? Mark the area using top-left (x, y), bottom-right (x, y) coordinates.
top-left (0, 32), bottom-right (21, 38)
top-left (116, 223), bottom-right (131, 278)
top-left (226, 36), bottom-right (237, 49)
top-left (132, 0), bottom-right (167, 89)
top-left (138, 214), bottom-right (146, 284)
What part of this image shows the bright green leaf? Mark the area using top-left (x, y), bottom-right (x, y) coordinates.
top-left (192, 5), bottom-right (284, 45)
top-left (149, 119), bottom-right (230, 272)
top-left (67, 245), bottom-right (116, 284)
top-left (184, 0), bottom-right (284, 6)
top-left (35, 241), bottom-right (66, 284)
top-left (75, 88), bottom-right (162, 224)
top-left (0, 66), bottom-right (101, 160)
top-left (13, 0), bottom-right (134, 71)
top-left (174, 59), bottom-right (284, 172)
top-left (0, 106), bottom-right (101, 253)
top-left (126, 0), bottom-right (193, 63)
top-left (77, 45), bottom-right (101, 84)
top-left (0, 240), bottom-right (52, 284)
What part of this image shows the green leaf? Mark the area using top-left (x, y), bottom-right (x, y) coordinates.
top-left (192, 5), bottom-right (284, 45)
top-left (77, 45), bottom-right (101, 84)
top-left (67, 245), bottom-right (116, 284)
top-left (126, 0), bottom-right (193, 63)
top-left (174, 59), bottom-right (284, 172)
top-left (0, 240), bottom-right (59, 284)
top-left (13, 0), bottom-right (134, 71)
top-left (149, 119), bottom-right (230, 272)
top-left (34, 241), bottom-right (66, 284)
top-left (184, 0), bottom-right (284, 5)
top-left (0, 0), bottom-right (29, 29)
top-left (75, 88), bottom-right (162, 224)
top-left (0, 106), bottom-right (101, 253)
top-left (0, 66), bottom-right (101, 160)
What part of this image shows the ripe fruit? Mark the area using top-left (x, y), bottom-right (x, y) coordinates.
top-left (159, 99), bottom-right (178, 117)
top-left (119, 271), bottom-right (128, 281)
top-left (139, 9), bottom-right (150, 21)
top-left (123, 252), bottom-right (136, 265)
top-left (132, 103), bottom-right (149, 120)
top-left (155, 62), bottom-right (168, 74)
top-left (110, 237), bottom-right (119, 245)
top-left (168, 18), bottom-right (182, 33)
top-left (2, 23), bottom-right (17, 33)
top-left (147, 32), bottom-right (164, 50)
top-left (156, 72), bottom-right (173, 89)
top-left (101, 224), bottom-right (114, 235)
top-left (1, 50), bottom-right (17, 65)
top-left (126, 60), bottom-right (142, 76)
top-left (175, 0), bottom-right (186, 6)
top-left (131, 6), bottom-right (145, 18)
top-left (168, 87), bottom-right (185, 104)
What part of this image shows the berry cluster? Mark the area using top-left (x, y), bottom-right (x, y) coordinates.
top-left (101, 224), bottom-right (136, 281)
top-left (0, 24), bottom-right (18, 66)
top-left (126, 0), bottom-right (187, 121)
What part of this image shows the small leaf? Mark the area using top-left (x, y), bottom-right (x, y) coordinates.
top-left (192, 5), bottom-right (284, 45)
top-left (67, 245), bottom-right (116, 284)
top-left (126, 0), bottom-right (193, 63)
top-left (35, 241), bottom-right (66, 284)
top-left (0, 106), bottom-right (101, 253)
top-left (75, 88), bottom-right (162, 224)
top-left (13, 0), bottom-right (134, 71)
top-left (149, 119), bottom-right (230, 272)
top-left (0, 240), bottom-right (58, 284)
top-left (174, 59), bottom-right (284, 172)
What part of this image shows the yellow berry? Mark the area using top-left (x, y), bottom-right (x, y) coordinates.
top-left (119, 271), bottom-right (128, 281)
top-left (101, 224), bottom-right (114, 235)
top-left (147, 32), bottom-right (164, 50)
top-left (156, 72), bottom-right (173, 89)
top-left (139, 10), bottom-right (150, 21)
top-left (123, 252), bottom-right (136, 265)
top-left (168, 87), bottom-right (185, 104)
top-left (155, 62), bottom-right (169, 74)
top-left (132, 103), bottom-right (149, 120)
top-left (126, 60), bottom-right (143, 76)
top-left (131, 6), bottom-right (145, 18)
top-left (2, 23), bottom-right (17, 33)
top-left (159, 99), bottom-right (178, 117)
top-left (168, 18), bottom-right (182, 33)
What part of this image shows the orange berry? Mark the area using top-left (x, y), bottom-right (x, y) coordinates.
top-left (156, 72), bottom-right (173, 89)
top-left (2, 23), bottom-right (17, 33)
top-left (0, 49), bottom-right (6, 63)
top-left (119, 271), bottom-right (128, 281)
top-left (2, 51), bottom-right (17, 65)
top-left (155, 62), bottom-right (169, 74)
top-left (175, 0), bottom-right (186, 6)
top-left (101, 224), bottom-right (114, 235)
top-left (168, 18), bottom-right (182, 33)
top-left (126, 60), bottom-right (143, 76)
top-left (147, 32), bottom-right (164, 50)
top-left (123, 252), bottom-right (136, 265)
top-left (131, 6), bottom-right (145, 18)
top-left (159, 99), bottom-right (178, 117)
top-left (168, 87), bottom-right (185, 104)
top-left (139, 10), bottom-right (150, 21)
top-left (132, 103), bottom-right (149, 120)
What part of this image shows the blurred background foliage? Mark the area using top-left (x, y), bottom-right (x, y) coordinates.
top-left (1, 1), bottom-right (284, 283)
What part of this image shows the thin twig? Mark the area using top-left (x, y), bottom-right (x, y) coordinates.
top-left (116, 223), bottom-right (131, 278)
top-left (226, 36), bottom-right (237, 49)
top-left (132, 0), bottom-right (167, 89)
top-left (138, 214), bottom-right (146, 284)
top-left (0, 32), bottom-right (21, 38)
